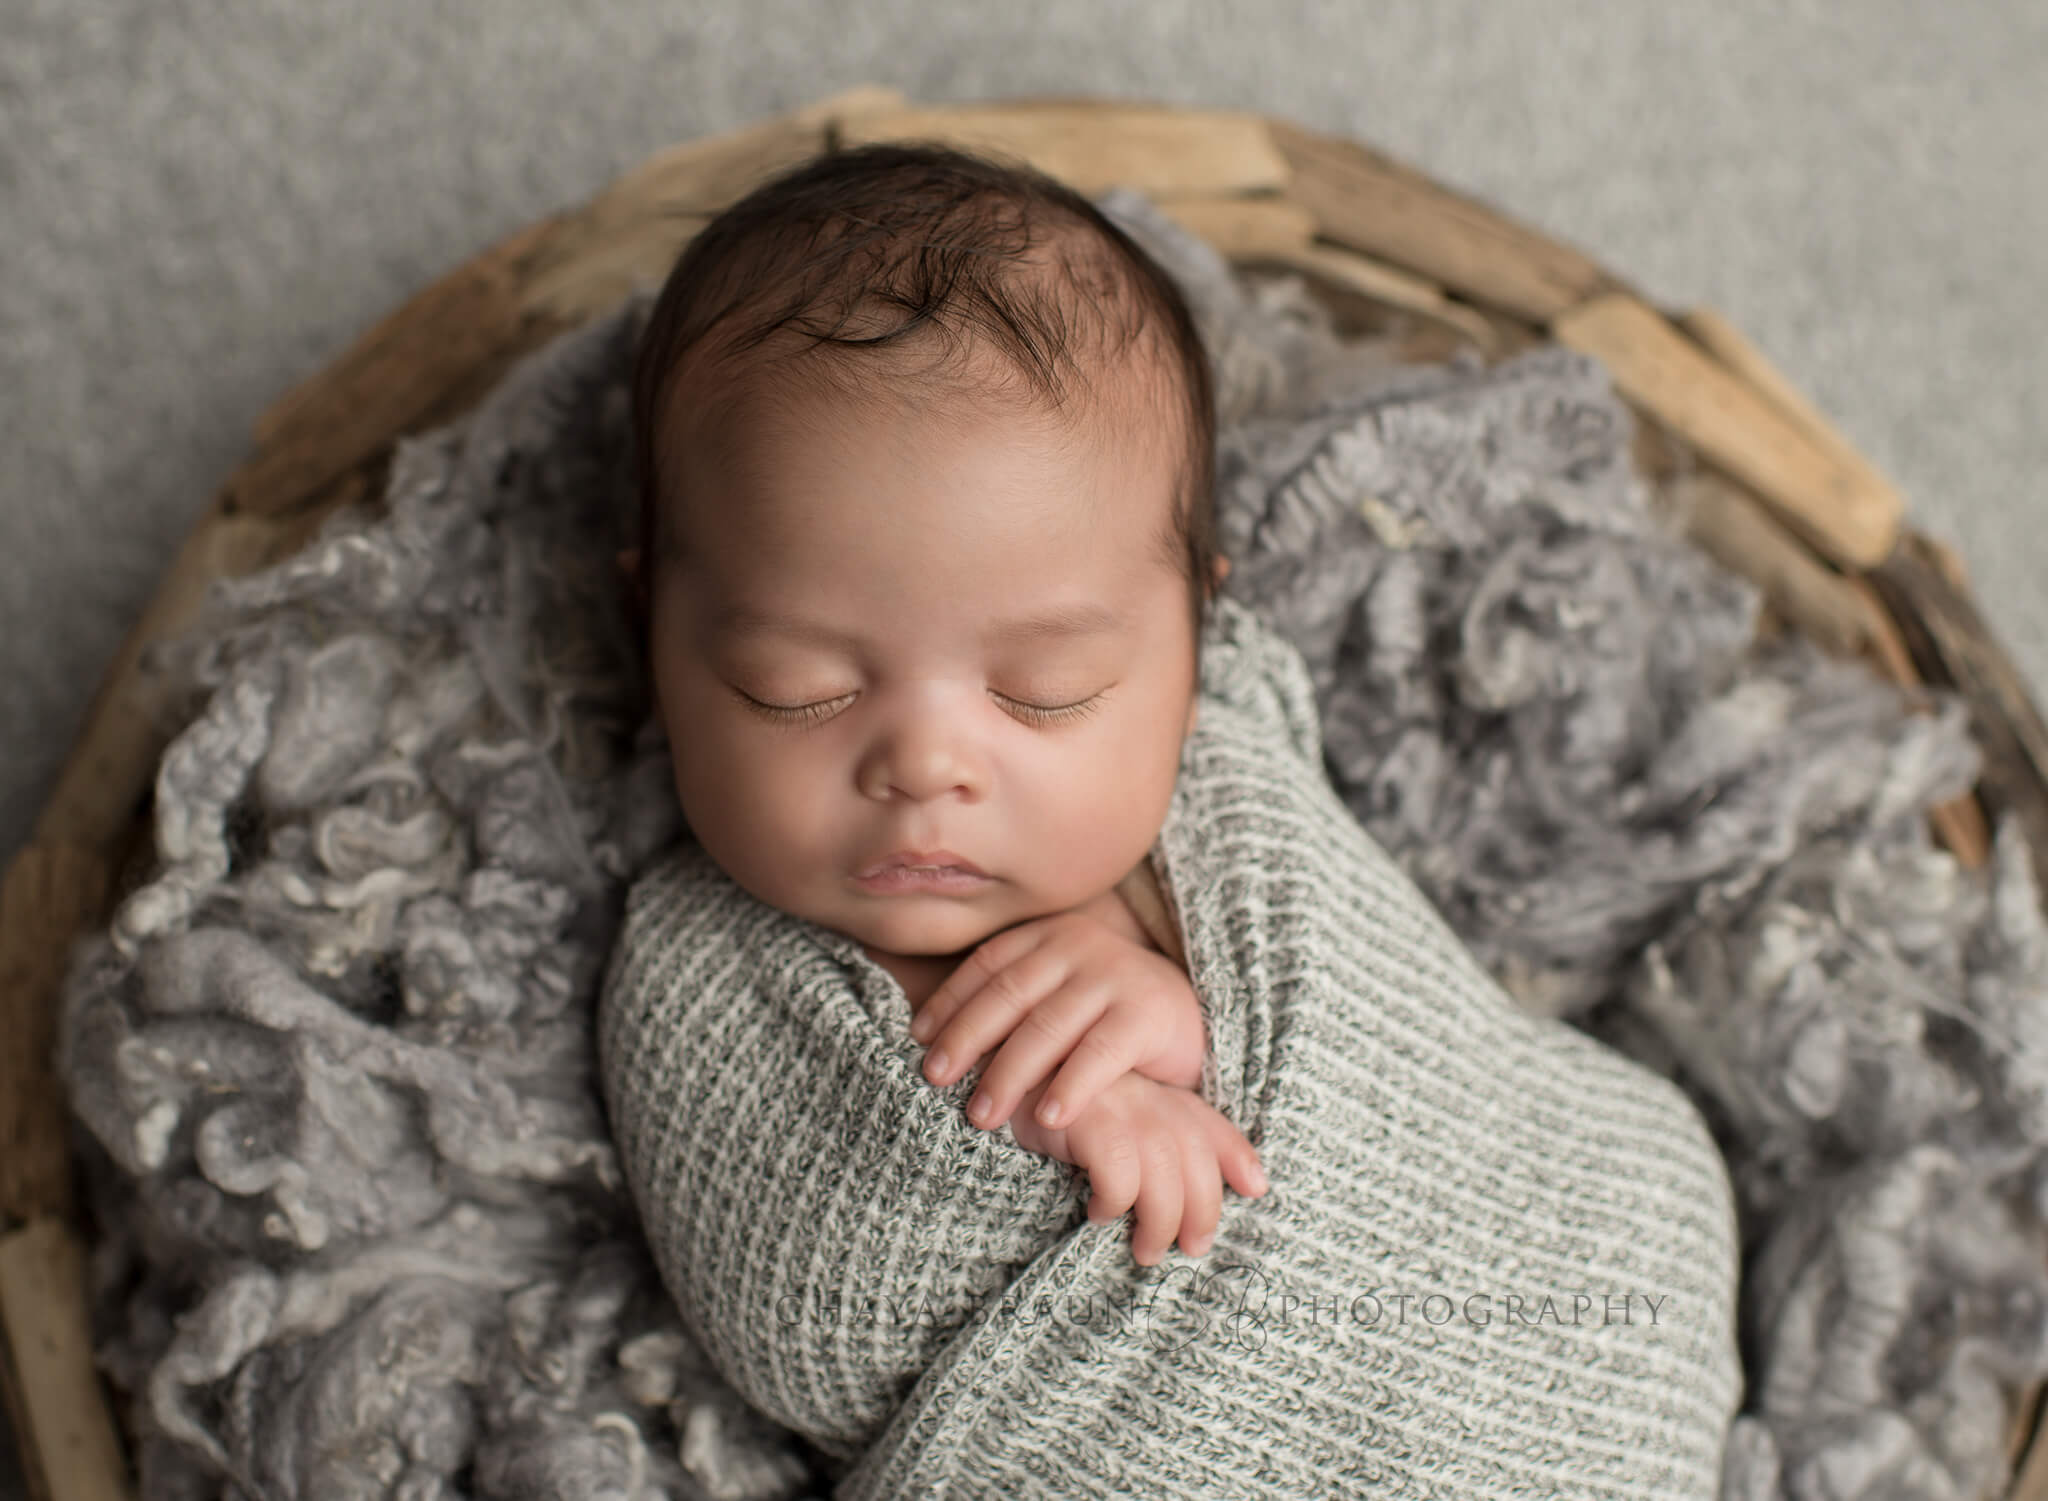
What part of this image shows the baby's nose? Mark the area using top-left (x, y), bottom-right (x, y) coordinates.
top-left (859, 714), bottom-right (985, 803)
top-left (864, 754), bottom-right (979, 803)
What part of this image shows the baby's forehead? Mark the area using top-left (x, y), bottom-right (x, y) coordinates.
top-left (648, 242), bottom-right (1193, 556)
top-left (680, 323), bottom-right (1183, 470)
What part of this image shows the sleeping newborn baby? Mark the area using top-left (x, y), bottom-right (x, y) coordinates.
top-left (597, 141), bottom-right (1744, 1497)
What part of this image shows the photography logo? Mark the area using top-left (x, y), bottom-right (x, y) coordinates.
top-left (990, 1256), bottom-right (1671, 1356)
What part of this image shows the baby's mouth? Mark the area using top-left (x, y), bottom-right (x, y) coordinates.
top-left (854, 850), bottom-right (992, 894)
top-left (856, 849), bottom-right (988, 880)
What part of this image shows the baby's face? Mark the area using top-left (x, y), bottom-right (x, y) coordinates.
top-left (634, 362), bottom-right (1202, 961)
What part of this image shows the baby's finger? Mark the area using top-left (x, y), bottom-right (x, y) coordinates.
top-left (909, 920), bottom-right (1047, 1048)
top-left (968, 984), bottom-right (1113, 1129)
top-left (1203, 1111), bottom-right (1271, 1202)
top-left (1081, 1125), bottom-right (1142, 1230)
top-left (1031, 1006), bottom-right (1144, 1131)
top-left (1129, 1130), bottom-right (1185, 1267)
top-left (1176, 1139), bottom-right (1223, 1259)
top-left (919, 944), bottom-right (1063, 1089)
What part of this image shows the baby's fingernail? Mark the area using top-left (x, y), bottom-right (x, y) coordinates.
top-left (1249, 1164), bottom-right (1270, 1194)
top-left (1184, 1234), bottom-right (1213, 1257)
top-left (969, 1091), bottom-right (991, 1123)
top-left (1038, 1098), bottom-right (1063, 1126)
top-left (925, 1049), bottom-right (950, 1079)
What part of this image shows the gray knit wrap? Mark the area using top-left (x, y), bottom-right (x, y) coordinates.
top-left (597, 590), bottom-right (1745, 1497)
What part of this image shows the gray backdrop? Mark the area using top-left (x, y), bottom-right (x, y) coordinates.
top-left (1, 0), bottom-right (2043, 1485)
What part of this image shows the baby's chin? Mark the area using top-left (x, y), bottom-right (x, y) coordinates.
top-left (827, 893), bottom-right (1023, 959)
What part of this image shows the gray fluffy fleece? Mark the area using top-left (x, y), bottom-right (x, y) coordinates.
top-left (53, 191), bottom-right (2048, 1501)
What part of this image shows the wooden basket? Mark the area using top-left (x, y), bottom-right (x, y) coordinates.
top-left (6, 85), bottom-right (2047, 1501)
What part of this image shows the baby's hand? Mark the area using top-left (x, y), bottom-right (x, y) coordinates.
top-left (1010, 1072), bottom-right (1269, 1264)
top-left (910, 908), bottom-right (1208, 1134)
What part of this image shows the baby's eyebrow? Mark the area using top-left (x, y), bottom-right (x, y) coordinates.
top-left (708, 600), bottom-right (1129, 646)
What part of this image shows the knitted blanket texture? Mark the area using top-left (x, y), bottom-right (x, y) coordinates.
top-left (599, 591), bottom-right (1746, 1497)
top-left (52, 187), bottom-right (2048, 1501)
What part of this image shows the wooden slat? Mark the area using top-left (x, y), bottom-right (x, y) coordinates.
top-left (2012, 1403), bottom-right (2048, 1501)
top-left (2009, 1382), bottom-right (2048, 1493)
top-left (584, 83), bottom-right (906, 222)
top-left (0, 845), bottom-right (108, 1227)
top-left (514, 87), bottom-right (908, 327)
top-left (1658, 474), bottom-right (1987, 868)
top-left (1914, 529), bottom-right (1973, 595)
top-left (0, 1219), bottom-right (134, 1501)
top-left (1149, 194), bottom-right (1318, 258)
top-left (1554, 292), bottom-right (1902, 569)
top-left (1930, 783), bottom-right (1995, 872)
top-left (1677, 306), bottom-right (1887, 471)
top-left (1246, 241), bottom-right (1505, 355)
top-left (1675, 304), bottom-right (1915, 546)
top-left (1671, 469), bottom-right (1880, 661)
top-left (1268, 116), bottom-right (1620, 324)
top-left (838, 102), bottom-right (1291, 198)
top-left (1836, 572), bottom-right (1994, 869)
top-left (1865, 536), bottom-right (2048, 878)
top-left (1156, 202), bottom-right (1540, 362)
top-left (520, 213), bottom-right (713, 328)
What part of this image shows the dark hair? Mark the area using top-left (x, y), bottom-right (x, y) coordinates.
top-left (626, 139), bottom-right (1219, 663)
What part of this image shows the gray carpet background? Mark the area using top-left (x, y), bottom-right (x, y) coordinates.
top-left (2, 1), bottom-right (2044, 1493)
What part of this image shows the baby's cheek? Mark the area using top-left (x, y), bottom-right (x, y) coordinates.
top-left (678, 736), bottom-right (839, 877)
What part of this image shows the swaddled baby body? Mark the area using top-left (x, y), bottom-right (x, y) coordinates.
top-left (597, 142), bottom-right (1742, 1495)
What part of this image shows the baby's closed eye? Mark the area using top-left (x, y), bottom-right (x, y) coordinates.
top-left (725, 678), bottom-right (1115, 730)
